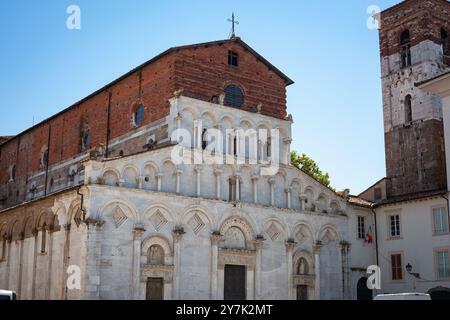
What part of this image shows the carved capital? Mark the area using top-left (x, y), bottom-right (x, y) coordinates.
top-left (172, 227), bottom-right (185, 242)
top-left (313, 241), bottom-right (323, 254)
top-left (133, 227), bottom-right (146, 240)
top-left (210, 233), bottom-right (223, 245)
top-left (85, 218), bottom-right (105, 228)
top-left (285, 240), bottom-right (296, 252)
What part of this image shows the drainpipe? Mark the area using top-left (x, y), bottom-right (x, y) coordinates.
top-left (371, 208), bottom-right (380, 267)
top-left (441, 195), bottom-right (450, 238)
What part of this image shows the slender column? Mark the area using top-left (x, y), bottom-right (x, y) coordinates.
top-left (156, 173), bottom-right (163, 192)
top-left (46, 228), bottom-right (54, 299)
top-left (175, 170), bottom-right (182, 194)
top-left (235, 175), bottom-right (241, 201)
top-left (269, 178), bottom-right (276, 206)
top-left (17, 236), bottom-right (24, 298)
top-left (300, 194), bottom-right (307, 211)
top-left (285, 187), bottom-right (292, 209)
top-left (210, 234), bottom-right (222, 299)
top-left (283, 138), bottom-right (292, 164)
top-left (172, 228), bottom-right (185, 300)
top-left (285, 241), bottom-right (295, 300)
top-left (195, 166), bottom-right (202, 197)
top-left (251, 175), bottom-right (259, 204)
top-left (254, 238), bottom-right (264, 300)
top-left (138, 176), bottom-right (144, 189)
top-left (340, 242), bottom-right (351, 300)
top-left (61, 224), bottom-right (71, 300)
top-left (131, 227), bottom-right (145, 300)
top-left (313, 243), bottom-right (322, 300)
top-left (214, 169), bottom-right (222, 199)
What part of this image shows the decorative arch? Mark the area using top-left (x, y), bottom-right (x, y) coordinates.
top-left (263, 218), bottom-right (287, 242)
top-left (122, 165), bottom-right (139, 188)
top-left (99, 199), bottom-right (138, 228)
top-left (317, 193), bottom-right (328, 213)
top-left (143, 203), bottom-right (176, 232)
top-left (102, 168), bottom-right (120, 187)
top-left (219, 215), bottom-right (256, 250)
top-left (141, 235), bottom-right (173, 261)
top-left (201, 111), bottom-right (217, 128)
top-left (317, 225), bottom-right (340, 245)
top-left (293, 222), bottom-right (315, 245)
top-left (182, 205), bottom-right (213, 235)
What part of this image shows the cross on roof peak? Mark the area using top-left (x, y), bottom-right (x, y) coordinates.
top-left (227, 13), bottom-right (239, 39)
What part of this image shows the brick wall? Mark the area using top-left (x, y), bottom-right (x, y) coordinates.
top-left (379, 0), bottom-right (450, 57)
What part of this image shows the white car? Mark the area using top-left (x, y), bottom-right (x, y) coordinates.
top-left (0, 290), bottom-right (18, 300)
top-left (374, 293), bottom-right (431, 300)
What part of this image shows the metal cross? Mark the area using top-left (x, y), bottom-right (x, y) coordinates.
top-left (228, 13), bottom-right (239, 38)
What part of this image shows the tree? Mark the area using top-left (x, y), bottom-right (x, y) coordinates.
top-left (290, 151), bottom-right (333, 189)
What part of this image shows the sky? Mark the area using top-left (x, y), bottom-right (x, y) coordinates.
top-left (0, 0), bottom-right (401, 194)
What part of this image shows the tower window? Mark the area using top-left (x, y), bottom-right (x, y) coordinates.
top-left (405, 95), bottom-right (412, 123)
top-left (400, 30), bottom-right (411, 68)
top-left (224, 85), bottom-right (244, 108)
top-left (228, 51), bottom-right (238, 66)
top-left (134, 104), bottom-right (145, 127)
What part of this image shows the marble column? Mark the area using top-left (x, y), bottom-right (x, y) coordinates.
top-left (214, 169), bottom-right (222, 200)
top-left (300, 194), bottom-right (307, 212)
top-left (138, 176), bottom-right (144, 189)
top-left (285, 187), bottom-right (292, 209)
top-left (156, 173), bottom-right (163, 192)
top-left (131, 227), bottom-right (145, 300)
top-left (269, 178), bottom-right (276, 206)
top-left (175, 170), bottom-right (182, 194)
top-left (285, 241), bottom-right (295, 300)
top-left (235, 175), bottom-right (241, 201)
top-left (172, 228), bottom-right (184, 300)
top-left (251, 175), bottom-right (259, 204)
top-left (340, 242), bottom-right (351, 300)
top-left (313, 243), bottom-right (322, 300)
top-left (210, 233), bottom-right (222, 299)
top-left (254, 238), bottom-right (264, 299)
top-left (195, 166), bottom-right (202, 197)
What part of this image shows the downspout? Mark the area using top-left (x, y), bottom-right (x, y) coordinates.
top-left (371, 208), bottom-right (380, 267)
top-left (441, 195), bottom-right (450, 237)
top-left (76, 186), bottom-right (87, 222)
top-left (105, 91), bottom-right (112, 158)
top-left (44, 123), bottom-right (52, 196)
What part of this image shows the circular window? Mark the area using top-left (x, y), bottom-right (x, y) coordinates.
top-left (134, 104), bottom-right (145, 127)
top-left (224, 85), bottom-right (244, 108)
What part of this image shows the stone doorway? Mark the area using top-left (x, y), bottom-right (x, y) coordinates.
top-left (296, 285), bottom-right (308, 300)
top-left (146, 277), bottom-right (164, 300)
top-left (224, 265), bottom-right (246, 300)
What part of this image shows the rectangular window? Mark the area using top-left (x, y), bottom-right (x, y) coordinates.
top-left (357, 216), bottom-right (366, 239)
top-left (436, 250), bottom-right (450, 279)
top-left (228, 51), bottom-right (238, 67)
top-left (391, 254), bottom-right (403, 280)
top-left (390, 215), bottom-right (401, 238)
top-left (433, 207), bottom-right (449, 234)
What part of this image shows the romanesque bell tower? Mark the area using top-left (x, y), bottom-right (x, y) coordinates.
top-left (379, 0), bottom-right (450, 198)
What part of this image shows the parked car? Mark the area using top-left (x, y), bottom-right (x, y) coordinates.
top-left (374, 293), bottom-right (431, 301)
top-left (0, 290), bottom-right (18, 300)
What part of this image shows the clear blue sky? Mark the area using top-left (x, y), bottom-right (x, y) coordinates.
top-left (0, 0), bottom-right (401, 194)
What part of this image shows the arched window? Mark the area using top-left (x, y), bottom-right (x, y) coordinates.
top-left (147, 245), bottom-right (164, 265)
top-left (81, 129), bottom-right (91, 151)
top-left (134, 104), bottom-right (145, 127)
top-left (224, 85), bottom-right (244, 108)
top-left (441, 28), bottom-right (449, 58)
top-left (405, 95), bottom-right (412, 123)
top-left (400, 30), bottom-right (411, 68)
top-left (297, 257), bottom-right (309, 275)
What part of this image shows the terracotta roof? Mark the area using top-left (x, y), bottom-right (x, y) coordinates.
top-left (347, 195), bottom-right (374, 208)
top-left (374, 189), bottom-right (447, 206)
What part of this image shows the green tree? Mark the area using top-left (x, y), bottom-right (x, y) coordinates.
top-left (290, 151), bottom-right (333, 189)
